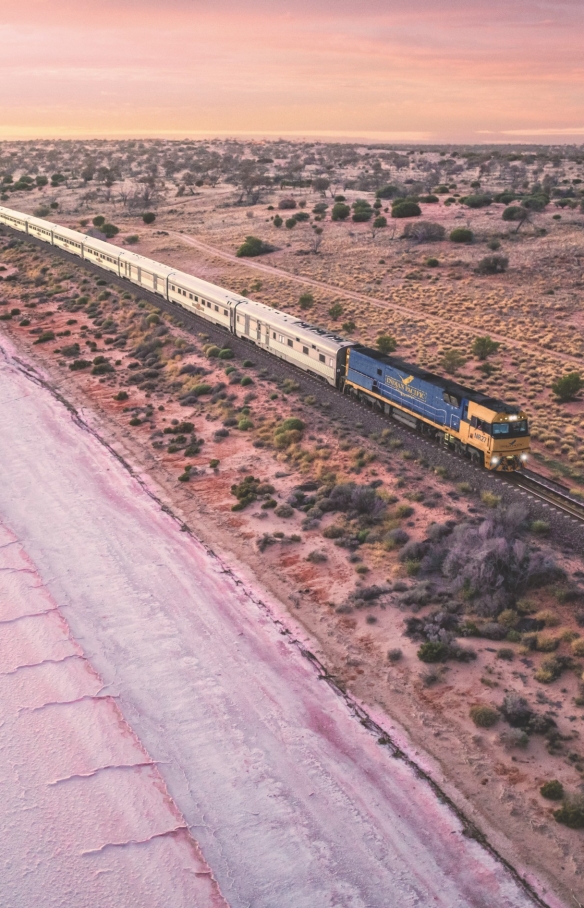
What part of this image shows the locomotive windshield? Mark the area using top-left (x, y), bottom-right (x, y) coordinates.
top-left (492, 420), bottom-right (529, 437)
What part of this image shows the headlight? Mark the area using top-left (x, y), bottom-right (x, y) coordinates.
top-left (520, 453), bottom-right (528, 462)
top-left (490, 456), bottom-right (500, 465)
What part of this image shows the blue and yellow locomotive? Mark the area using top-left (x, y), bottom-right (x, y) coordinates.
top-left (343, 346), bottom-right (530, 471)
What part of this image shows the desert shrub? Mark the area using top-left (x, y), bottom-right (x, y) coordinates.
top-left (124, 234), bottom-right (140, 244)
top-left (535, 655), bottom-right (568, 683)
top-left (384, 527), bottom-right (409, 549)
top-left (500, 693), bottom-right (533, 728)
top-left (60, 343), bottom-right (80, 358)
top-left (536, 634), bottom-right (559, 652)
top-left (551, 372), bottom-right (583, 402)
top-left (469, 704), bottom-right (499, 728)
top-left (387, 648), bottom-right (403, 662)
top-left (462, 194), bottom-right (492, 209)
top-left (325, 483), bottom-right (386, 520)
top-left (391, 201), bottom-right (421, 218)
top-left (69, 359), bottom-right (91, 371)
top-left (164, 422), bottom-right (195, 435)
top-left (480, 491), bottom-right (501, 508)
top-left (376, 334), bottom-right (397, 354)
top-left (33, 330), bottom-right (55, 344)
top-left (285, 218), bottom-right (297, 229)
top-left (328, 303), bottom-right (343, 319)
top-left (502, 206), bottom-right (527, 226)
top-left (417, 641), bottom-right (449, 663)
top-left (275, 504), bottom-right (293, 518)
top-left (401, 221), bottom-right (445, 242)
top-left (92, 361), bottom-right (114, 375)
top-left (307, 549), bottom-right (327, 564)
top-left (472, 336), bottom-right (500, 359)
top-left (496, 647), bottom-right (515, 661)
top-left (142, 212), bottom-right (156, 224)
top-left (231, 476), bottom-right (264, 510)
top-left (475, 255), bottom-right (508, 275)
top-left (331, 202), bottom-right (351, 221)
top-left (535, 609), bottom-right (560, 627)
top-left (373, 216), bottom-right (387, 229)
top-left (185, 383), bottom-right (212, 399)
top-left (554, 796), bottom-right (584, 829)
top-left (218, 347), bottom-right (234, 359)
top-left (499, 728), bottom-right (528, 749)
top-left (540, 780), bottom-right (564, 800)
top-left (449, 227), bottom-right (473, 243)
top-left (240, 376), bottom-right (253, 387)
top-left (398, 540), bottom-right (426, 564)
top-left (273, 215), bottom-right (283, 227)
top-left (440, 349), bottom-right (466, 374)
top-left (426, 257), bottom-right (440, 267)
top-left (571, 638), bottom-right (584, 657)
top-left (351, 199), bottom-right (374, 222)
top-left (441, 504), bottom-right (559, 615)
top-left (114, 390), bottom-right (128, 401)
top-left (237, 235), bottom-right (271, 257)
top-left (531, 520), bottom-right (550, 535)
top-left (237, 417), bottom-right (253, 430)
top-left (102, 223), bottom-right (119, 238)
top-left (299, 292), bottom-right (314, 310)
top-left (376, 184), bottom-right (400, 199)
top-left (278, 198), bottom-right (296, 210)
top-left (322, 524), bottom-right (345, 539)
top-left (92, 215), bottom-right (105, 227)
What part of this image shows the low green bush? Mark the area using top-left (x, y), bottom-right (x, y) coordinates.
top-left (554, 796), bottom-right (584, 829)
top-left (417, 641), bottom-right (449, 663)
top-left (449, 227), bottom-right (473, 244)
top-left (540, 780), bottom-right (564, 800)
top-left (470, 705), bottom-right (499, 728)
top-left (391, 201), bottom-right (421, 218)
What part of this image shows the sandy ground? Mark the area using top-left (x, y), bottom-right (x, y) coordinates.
top-left (0, 338), bottom-right (554, 907)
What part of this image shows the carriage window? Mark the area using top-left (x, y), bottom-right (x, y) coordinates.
top-left (287, 339), bottom-right (293, 348)
top-left (224, 309), bottom-right (228, 316)
top-left (215, 305), bottom-right (219, 312)
top-left (319, 354), bottom-right (325, 363)
top-left (303, 346), bottom-right (309, 355)
top-left (377, 369), bottom-right (382, 376)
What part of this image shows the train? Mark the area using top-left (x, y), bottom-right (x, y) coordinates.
top-left (0, 204), bottom-right (530, 471)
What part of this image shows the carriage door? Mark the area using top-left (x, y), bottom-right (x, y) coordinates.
top-left (244, 314), bottom-right (250, 336)
top-left (257, 321), bottom-right (262, 342)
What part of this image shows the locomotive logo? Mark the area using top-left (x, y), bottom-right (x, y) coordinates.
top-left (385, 373), bottom-right (427, 401)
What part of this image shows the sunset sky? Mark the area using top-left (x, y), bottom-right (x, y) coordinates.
top-left (1, 0), bottom-right (583, 143)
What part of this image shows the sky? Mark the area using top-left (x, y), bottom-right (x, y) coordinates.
top-left (1, 0), bottom-right (583, 143)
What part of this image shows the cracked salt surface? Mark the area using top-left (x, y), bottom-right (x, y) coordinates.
top-left (0, 342), bottom-right (555, 908)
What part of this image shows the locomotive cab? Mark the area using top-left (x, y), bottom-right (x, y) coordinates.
top-left (463, 402), bottom-right (530, 470)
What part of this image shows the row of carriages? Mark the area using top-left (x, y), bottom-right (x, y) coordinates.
top-left (0, 206), bottom-right (354, 386)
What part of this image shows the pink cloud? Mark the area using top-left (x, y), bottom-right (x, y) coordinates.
top-left (0, 1), bottom-right (583, 140)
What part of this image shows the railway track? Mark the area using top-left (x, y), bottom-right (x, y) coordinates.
top-left (4, 224), bottom-right (584, 536)
top-left (503, 470), bottom-right (584, 524)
